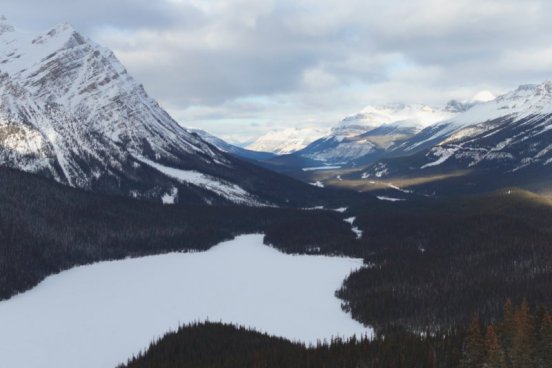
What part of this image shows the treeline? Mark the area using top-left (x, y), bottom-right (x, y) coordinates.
top-left (336, 190), bottom-right (552, 332)
top-left (4, 163), bottom-right (552, 357)
top-left (120, 300), bottom-right (552, 368)
top-left (120, 322), bottom-right (463, 368)
top-left (0, 167), bottom-right (357, 300)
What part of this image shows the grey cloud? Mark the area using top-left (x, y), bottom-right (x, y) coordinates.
top-left (3, 0), bottom-right (552, 140)
top-left (2, 0), bottom-right (196, 32)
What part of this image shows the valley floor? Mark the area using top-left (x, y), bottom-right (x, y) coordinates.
top-left (0, 234), bottom-right (369, 368)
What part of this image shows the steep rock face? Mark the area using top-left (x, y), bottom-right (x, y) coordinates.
top-left (0, 19), bottom-right (322, 206)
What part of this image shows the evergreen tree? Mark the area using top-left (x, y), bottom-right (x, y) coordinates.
top-left (499, 299), bottom-right (515, 367)
top-left (511, 299), bottom-right (535, 368)
top-left (460, 316), bottom-right (485, 368)
top-left (483, 325), bottom-right (506, 368)
top-left (537, 309), bottom-right (552, 368)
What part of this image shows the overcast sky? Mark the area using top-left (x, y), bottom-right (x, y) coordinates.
top-left (3, 0), bottom-right (552, 142)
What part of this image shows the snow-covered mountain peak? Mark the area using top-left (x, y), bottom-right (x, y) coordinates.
top-left (247, 127), bottom-right (329, 154)
top-left (0, 21), bottom-right (94, 78)
top-left (0, 16), bottom-right (15, 35)
top-left (31, 22), bottom-right (85, 48)
top-left (444, 100), bottom-right (471, 113)
top-left (408, 79), bottom-right (552, 153)
top-left (0, 21), bottom-right (288, 205)
top-left (447, 79), bottom-right (552, 128)
top-left (471, 90), bottom-right (496, 103)
top-left (295, 104), bottom-right (455, 164)
top-left (444, 91), bottom-right (496, 114)
top-left (334, 103), bottom-right (453, 138)
top-left (496, 80), bottom-right (552, 108)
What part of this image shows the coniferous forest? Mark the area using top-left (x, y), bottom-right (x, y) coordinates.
top-left (337, 190), bottom-right (552, 332)
top-left (121, 300), bottom-right (552, 368)
top-left (0, 167), bottom-right (359, 300)
top-left (2, 167), bottom-right (552, 367)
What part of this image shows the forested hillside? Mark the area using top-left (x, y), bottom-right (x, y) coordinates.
top-left (336, 190), bottom-right (552, 331)
top-left (3, 163), bottom-right (552, 338)
top-left (121, 300), bottom-right (552, 368)
top-left (0, 167), bottom-right (359, 300)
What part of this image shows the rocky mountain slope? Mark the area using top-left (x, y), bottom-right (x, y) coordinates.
top-left (360, 81), bottom-right (552, 179)
top-left (355, 81), bottom-right (552, 193)
top-left (294, 104), bottom-right (454, 165)
top-left (0, 18), bottom-right (328, 206)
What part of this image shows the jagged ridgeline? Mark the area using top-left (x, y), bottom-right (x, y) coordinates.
top-left (0, 17), bottom-right (347, 207)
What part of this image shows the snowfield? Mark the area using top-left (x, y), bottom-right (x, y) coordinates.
top-left (0, 234), bottom-right (370, 368)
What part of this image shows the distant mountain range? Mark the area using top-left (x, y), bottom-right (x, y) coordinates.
top-left (260, 81), bottom-right (550, 195)
top-left (191, 82), bottom-right (552, 195)
top-left (190, 129), bottom-right (277, 162)
top-left (294, 104), bottom-right (454, 165)
top-left (1, 17), bottom-right (550, 202)
top-left (0, 18), bottom-right (331, 206)
top-left (353, 81), bottom-right (552, 194)
top-left (246, 127), bottom-right (329, 154)
top-left (205, 81), bottom-right (549, 195)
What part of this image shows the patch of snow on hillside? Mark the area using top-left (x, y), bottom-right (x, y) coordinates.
top-left (137, 156), bottom-right (263, 205)
top-left (344, 217), bottom-right (363, 239)
top-left (377, 196), bottom-right (405, 202)
top-left (302, 165), bottom-right (342, 171)
top-left (0, 234), bottom-right (369, 368)
top-left (421, 146), bottom-right (460, 169)
top-left (387, 183), bottom-right (413, 194)
top-left (338, 104), bottom-right (453, 134)
top-left (374, 164), bottom-right (389, 177)
top-left (162, 187), bottom-right (178, 204)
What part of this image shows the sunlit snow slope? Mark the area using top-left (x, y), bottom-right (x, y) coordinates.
top-left (361, 81), bottom-right (552, 181)
top-left (295, 104), bottom-right (455, 164)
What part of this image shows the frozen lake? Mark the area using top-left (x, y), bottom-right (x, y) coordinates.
top-left (0, 234), bottom-right (370, 368)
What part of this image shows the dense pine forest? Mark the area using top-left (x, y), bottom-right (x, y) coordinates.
top-left (121, 322), bottom-right (463, 368)
top-left (0, 167), bottom-right (360, 300)
top-left (3, 166), bottom-right (552, 330)
top-left (121, 300), bottom-right (552, 368)
top-left (336, 190), bottom-right (552, 332)
top-left (3, 166), bottom-right (552, 367)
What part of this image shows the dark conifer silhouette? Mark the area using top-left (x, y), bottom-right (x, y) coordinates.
top-left (120, 300), bottom-right (552, 368)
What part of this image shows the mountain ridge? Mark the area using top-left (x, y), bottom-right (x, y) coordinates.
top-left (0, 19), bottom-right (332, 206)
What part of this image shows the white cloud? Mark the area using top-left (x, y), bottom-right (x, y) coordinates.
top-left (2, 0), bottom-right (552, 141)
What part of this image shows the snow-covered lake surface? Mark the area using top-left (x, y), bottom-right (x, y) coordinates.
top-left (0, 234), bottom-right (370, 368)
